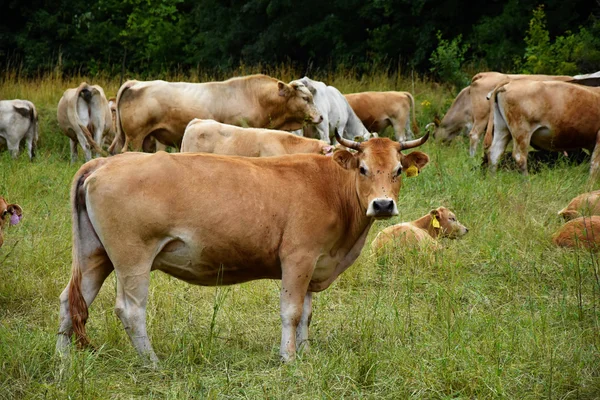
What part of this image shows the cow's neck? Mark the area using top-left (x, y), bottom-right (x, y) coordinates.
top-left (412, 214), bottom-right (439, 238)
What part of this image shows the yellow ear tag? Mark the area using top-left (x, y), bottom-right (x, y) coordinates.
top-left (405, 165), bottom-right (419, 177)
top-left (432, 215), bottom-right (440, 228)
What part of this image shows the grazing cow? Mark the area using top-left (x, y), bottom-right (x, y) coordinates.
top-left (553, 216), bottom-right (600, 250)
top-left (432, 86), bottom-right (472, 143)
top-left (57, 83), bottom-right (111, 163)
top-left (558, 190), bottom-right (600, 221)
top-left (0, 196), bottom-right (23, 248)
top-left (0, 100), bottom-right (39, 160)
top-left (56, 130), bottom-right (430, 365)
top-left (344, 91), bottom-right (418, 141)
top-left (108, 74), bottom-right (322, 153)
top-left (181, 119), bottom-right (334, 156)
top-left (291, 77), bottom-right (371, 143)
top-left (484, 80), bottom-right (600, 177)
top-left (435, 72), bottom-right (572, 157)
top-left (371, 206), bottom-right (468, 252)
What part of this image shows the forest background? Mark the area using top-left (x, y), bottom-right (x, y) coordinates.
top-left (1, 0), bottom-right (600, 85)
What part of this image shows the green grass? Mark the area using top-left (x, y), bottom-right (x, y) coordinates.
top-left (1, 70), bottom-right (599, 399)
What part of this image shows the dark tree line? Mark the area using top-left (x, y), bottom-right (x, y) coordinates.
top-left (1, 0), bottom-right (599, 79)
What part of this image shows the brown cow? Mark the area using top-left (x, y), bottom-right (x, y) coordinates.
top-left (371, 206), bottom-right (468, 252)
top-left (485, 80), bottom-right (600, 176)
top-left (0, 196), bottom-right (23, 248)
top-left (56, 131), bottom-right (430, 365)
top-left (558, 190), bottom-right (600, 221)
top-left (181, 119), bottom-right (334, 156)
top-left (435, 72), bottom-right (572, 157)
top-left (344, 91), bottom-right (418, 141)
top-left (57, 83), bottom-right (111, 163)
top-left (109, 74), bottom-right (322, 153)
top-left (553, 216), bottom-right (600, 250)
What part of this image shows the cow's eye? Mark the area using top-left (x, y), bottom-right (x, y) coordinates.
top-left (396, 168), bottom-right (402, 176)
top-left (359, 166), bottom-right (367, 176)
top-left (303, 97), bottom-right (309, 102)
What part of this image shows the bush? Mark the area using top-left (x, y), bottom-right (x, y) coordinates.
top-left (429, 32), bottom-right (469, 88)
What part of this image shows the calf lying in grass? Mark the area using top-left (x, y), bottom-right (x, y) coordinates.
top-left (0, 196), bottom-right (23, 248)
top-left (553, 216), bottom-right (600, 250)
top-left (558, 190), bottom-right (600, 221)
top-left (371, 206), bottom-right (468, 252)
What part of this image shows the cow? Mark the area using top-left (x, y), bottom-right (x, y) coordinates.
top-left (291, 77), bottom-right (371, 143)
top-left (371, 206), bottom-right (468, 252)
top-left (432, 86), bottom-right (472, 143)
top-left (484, 80), bottom-right (600, 177)
top-left (553, 216), bottom-right (600, 250)
top-left (434, 72), bottom-right (572, 157)
top-left (0, 100), bottom-right (39, 160)
top-left (181, 119), bottom-right (334, 156)
top-left (57, 83), bottom-right (111, 163)
top-left (55, 130), bottom-right (430, 366)
top-left (344, 91), bottom-right (419, 141)
top-left (558, 190), bottom-right (600, 221)
top-left (0, 196), bottom-right (23, 248)
top-left (108, 74), bottom-right (323, 154)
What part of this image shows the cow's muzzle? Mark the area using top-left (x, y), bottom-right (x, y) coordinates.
top-left (367, 198), bottom-right (398, 218)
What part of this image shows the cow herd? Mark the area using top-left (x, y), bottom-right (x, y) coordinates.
top-left (1, 70), bottom-right (600, 366)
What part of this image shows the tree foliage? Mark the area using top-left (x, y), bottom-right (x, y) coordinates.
top-left (0, 0), bottom-right (598, 79)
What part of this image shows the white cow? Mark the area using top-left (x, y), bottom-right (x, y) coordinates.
top-left (57, 83), bottom-right (111, 163)
top-left (292, 77), bottom-right (371, 144)
top-left (0, 100), bottom-right (39, 160)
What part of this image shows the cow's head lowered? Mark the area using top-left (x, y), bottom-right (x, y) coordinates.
top-left (277, 80), bottom-right (322, 130)
top-left (0, 197), bottom-right (23, 248)
top-left (334, 130), bottom-right (430, 218)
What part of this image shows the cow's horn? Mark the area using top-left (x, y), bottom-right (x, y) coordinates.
top-left (399, 132), bottom-right (429, 150)
top-left (335, 128), bottom-right (362, 151)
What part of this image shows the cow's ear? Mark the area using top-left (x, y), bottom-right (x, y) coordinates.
top-left (333, 150), bottom-right (358, 170)
top-left (429, 209), bottom-right (440, 218)
top-left (278, 81), bottom-right (291, 97)
top-left (301, 79), bottom-right (316, 95)
top-left (6, 204), bottom-right (23, 226)
top-left (401, 151), bottom-right (430, 175)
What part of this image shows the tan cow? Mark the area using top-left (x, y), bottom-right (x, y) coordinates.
top-left (181, 119), bottom-right (334, 156)
top-left (57, 83), bottom-right (111, 163)
top-left (558, 190), bottom-right (600, 220)
top-left (435, 72), bottom-right (572, 157)
top-left (553, 216), bottom-right (600, 250)
top-left (432, 86), bottom-right (472, 143)
top-left (0, 196), bottom-right (23, 248)
top-left (344, 91), bottom-right (418, 141)
top-left (108, 74), bottom-right (323, 153)
top-left (371, 206), bottom-right (468, 252)
top-left (56, 130), bottom-right (430, 365)
top-left (0, 100), bottom-right (39, 160)
top-left (484, 80), bottom-right (600, 177)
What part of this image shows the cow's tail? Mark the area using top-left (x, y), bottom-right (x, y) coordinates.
top-left (75, 85), bottom-right (108, 157)
top-left (482, 81), bottom-right (509, 164)
top-left (29, 102), bottom-right (39, 157)
top-left (406, 92), bottom-right (419, 135)
top-left (68, 158), bottom-right (107, 347)
top-left (108, 81), bottom-right (135, 155)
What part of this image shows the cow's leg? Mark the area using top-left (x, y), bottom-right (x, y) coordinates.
top-left (6, 138), bottom-right (20, 159)
top-left (56, 256), bottom-right (113, 355)
top-left (488, 122), bottom-right (511, 173)
top-left (279, 255), bottom-right (314, 362)
top-left (70, 139), bottom-right (79, 164)
top-left (390, 118), bottom-right (406, 142)
top-left (26, 134), bottom-right (35, 161)
top-left (114, 269), bottom-right (158, 366)
top-left (295, 291), bottom-right (313, 354)
top-left (512, 134), bottom-right (531, 175)
top-left (468, 118), bottom-right (488, 157)
top-left (590, 130), bottom-right (600, 179)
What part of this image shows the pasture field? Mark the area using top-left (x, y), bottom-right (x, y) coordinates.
top-left (1, 69), bottom-right (599, 399)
